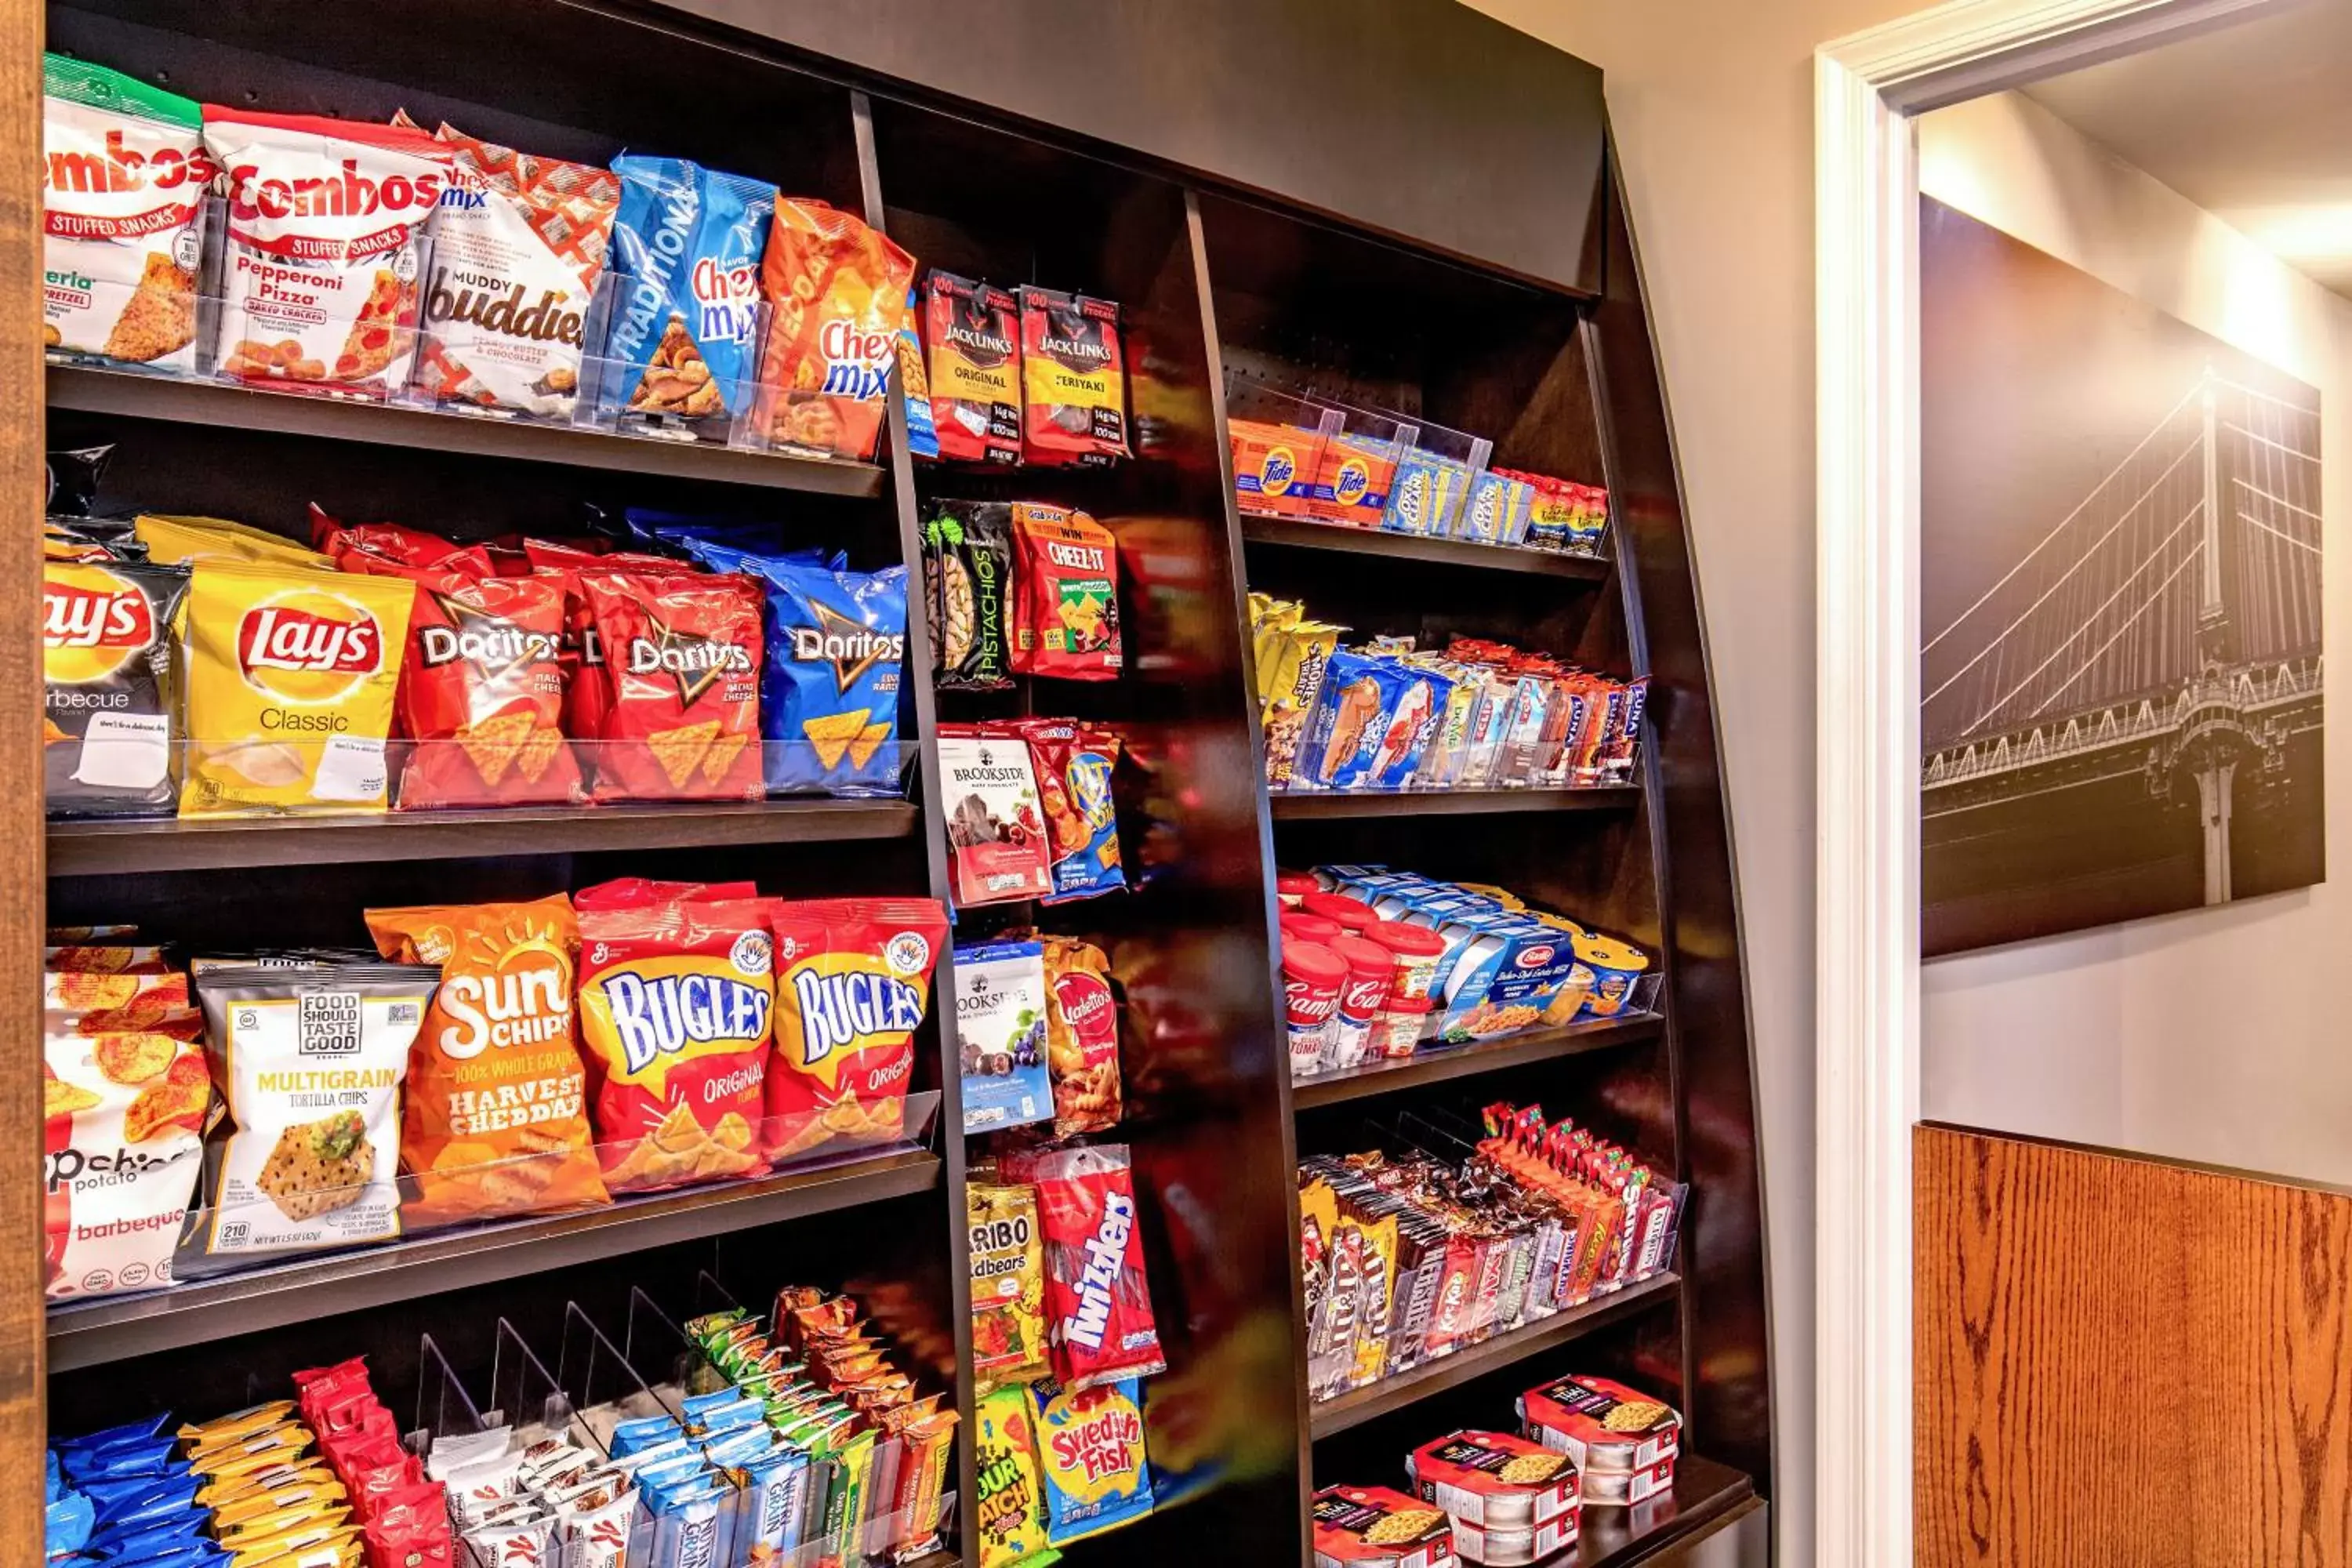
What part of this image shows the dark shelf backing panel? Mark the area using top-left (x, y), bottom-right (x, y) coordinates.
top-left (1290, 1014), bottom-right (1663, 1111)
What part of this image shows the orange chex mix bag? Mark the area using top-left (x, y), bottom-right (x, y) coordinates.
top-left (766, 898), bottom-right (948, 1163)
top-left (756, 198), bottom-right (914, 461)
top-left (582, 571), bottom-right (764, 802)
top-left (365, 895), bottom-right (608, 1227)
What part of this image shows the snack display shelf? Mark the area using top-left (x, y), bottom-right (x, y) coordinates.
top-left (1571, 1455), bottom-right (1757, 1567)
top-left (1290, 1013), bottom-right (1664, 1111)
top-left (45, 363), bottom-right (889, 498)
top-left (1306, 1271), bottom-right (1680, 1439)
top-left (1268, 786), bottom-right (1641, 820)
top-left (45, 797), bottom-right (920, 875)
top-left (1239, 515), bottom-right (1611, 580)
top-left (45, 1148), bottom-right (942, 1373)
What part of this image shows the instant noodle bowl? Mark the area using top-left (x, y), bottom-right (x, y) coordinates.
top-left (1573, 934), bottom-right (1650, 1018)
top-left (1284, 940), bottom-right (1346, 1079)
top-left (1300, 891), bottom-right (1378, 936)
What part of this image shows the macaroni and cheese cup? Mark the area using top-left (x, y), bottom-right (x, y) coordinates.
top-left (1571, 934), bottom-right (1648, 1018)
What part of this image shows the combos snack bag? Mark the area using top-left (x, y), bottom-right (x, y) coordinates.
top-left (1006, 1142), bottom-right (1166, 1389)
top-left (42, 557), bottom-right (191, 818)
top-left (923, 501), bottom-right (1015, 692)
top-left (757, 198), bottom-right (915, 460)
top-left (970, 1183), bottom-right (1052, 1393)
top-left (203, 109), bottom-right (448, 391)
top-left (405, 114), bottom-right (620, 417)
top-left (938, 724), bottom-right (1052, 906)
top-left (365, 898), bottom-right (608, 1227)
top-left (179, 562), bottom-right (416, 816)
top-left (974, 1387), bottom-right (1054, 1568)
top-left (1043, 937), bottom-right (1122, 1138)
top-left (581, 570), bottom-right (764, 802)
top-left (923, 271), bottom-right (1022, 465)
top-left (1018, 286), bottom-right (1129, 466)
top-left (193, 960), bottom-right (439, 1256)
top-left (1030, 1377), bottom-right (1153, 1546)
top-left (42, 55), bottom-right (213, 370)
top-left (1010, 504), bottom-right (1120, 680)
top-left (604, 157), bottom-right (774, 426)
top-left (766, 897), bottom-right (947, 1160)
top-left (574, 880), bottom-right (770, 1192)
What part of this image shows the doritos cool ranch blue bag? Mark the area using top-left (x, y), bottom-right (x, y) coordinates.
top-left (604, 156), bottom-right (775, 425)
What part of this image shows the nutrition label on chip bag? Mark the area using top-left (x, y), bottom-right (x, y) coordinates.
top-left (70, 713), bottom-right (170, 791)
top-left (309, 735), bottom-right (389, 804)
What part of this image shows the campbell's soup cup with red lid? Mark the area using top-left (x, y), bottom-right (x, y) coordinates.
top-left (1283, 940), bottom-right (1348, 1080)
top-left (1282, 910), bottom-right (1345, 948)
top-left (1324, 933), bottom-right (1396, 1070)
top-left (1298, 891), bottom-right (1379, 936)
top-left (1276, 869), bottom-right (1320, 908)
top-left (1366, 990), bottom-right (1434, 1058)
top-left (1363, 918), bottom-right (1447, 1005)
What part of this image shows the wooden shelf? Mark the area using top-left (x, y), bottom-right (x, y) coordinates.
top-left (1270, 786), bottom-right (1639, 821)
top-left (47, 363), bottom-right (887, 498)
top-left (1308, 1272), bottom-right (1679, 1438)
top-left (46, 797), bottom-right (919, 875)
top-left (1574, 1455), bottom-right (1757, 1566)
top-left (1291, 1014), bottom-right (1662, 1110)
top-left (45, 1149), bottom-right (942, 1373)
top-left (1240, 515), bottom-right (1610, 579)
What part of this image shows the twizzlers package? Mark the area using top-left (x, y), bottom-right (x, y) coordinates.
top-left (765, 897), bottom-right (947, 1163)
top-left (1006, 1142), bottom-right (1167, 1390)
top-left (202, 109), bottom-right (448, 392)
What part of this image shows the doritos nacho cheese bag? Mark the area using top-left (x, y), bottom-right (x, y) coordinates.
top-left (575, 885), bottom-right (771, 1193)
top-left (365, 897), bottom-right (608, 1227)
top-left (580, 570), bottom-right (764, 803)
top-left (767, 898), bottom-right (946, 1163)
top-left (42, 557), bottom-right (190, 818)
top-left (757, 198), bottom-right (915, 461)
top-left (180, 562), bottom-right (416, 816)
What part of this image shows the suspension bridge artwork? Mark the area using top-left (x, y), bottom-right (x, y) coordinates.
top-left (1921, 199), bottom-right (2322, 956)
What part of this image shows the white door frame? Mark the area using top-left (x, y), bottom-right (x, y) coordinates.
top-left (1812, 0), bottom-right (2295, 1560)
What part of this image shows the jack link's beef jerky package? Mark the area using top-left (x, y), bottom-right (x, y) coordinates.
top-left (1018, 286), bottom-right (1129, 467)
top-left (757, 198), bottom-right (915, 460)
top-left (604, 158), bottom-right (774, 428)
top-left (924, 270), bottom-right (1022, 465)
top-left (42, 557), bottom-right (191, 818)
top-left (42, 54), bottom-right (213, 371)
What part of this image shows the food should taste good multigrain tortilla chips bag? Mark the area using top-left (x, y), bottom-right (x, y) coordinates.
top-left (194, 960), bottom-right (438, 1257)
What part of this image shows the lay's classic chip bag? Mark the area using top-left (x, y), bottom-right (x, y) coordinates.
top-left (676, 539), bottom-right (907, 797)
top-left (767, 898), bottom-right (947, 1163)
top-left (180, 562), bottom-right (416, 815)
top-left (604, 157), bottom-right (775, 428)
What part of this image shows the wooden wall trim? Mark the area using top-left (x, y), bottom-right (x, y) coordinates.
top-left (1917, 1123), bottom-right (2352, 1566)
top-left (5, 0), bottom-right (45, 1543)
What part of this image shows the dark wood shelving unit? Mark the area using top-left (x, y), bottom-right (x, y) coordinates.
top-left (47, 364), bottom-right (888, 498)
top-left (46, 798), bottom-right (919, 875)
top-left (1575, 1457), bottom-right (1759, 1567)
top-left (1308, 1274), bottom-right (1680, 1439)
top-left (1240, 514), bottom-right (1611, 580)
top-left (45, 1149), bottom-right (942, 1373)
top-left (1290, 1014), bottom-right (1663, 1110)
top-left (1269, 786), bottom-right (1641, 821)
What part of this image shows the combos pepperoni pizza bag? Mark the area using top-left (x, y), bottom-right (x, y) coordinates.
top-left (575, 882), bottom-right (771, 1192)
top-left (757, 198), bottom-right (914, 460)
top-left (581, 570), bottom-right (763, 802)
top-left (202, 108), bottom-right (448, 394)
top-left (1004, 1142), bottom-right (1166, 1390)
top-left (767, 898), bottom-right (946, 1163)
top-left (365, 897), bottom-right (608, 1227)
top-left (42, 54), bottom-right (214, 372)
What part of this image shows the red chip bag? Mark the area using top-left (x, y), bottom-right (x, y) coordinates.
top-left (522, 539), bottom-right (682, 750)
top-left (1004, 1141), bottom-right (1166, 1390)
top-left (308, 503), bottom-right (468, 566)
top-left (765, 897), bottom-right (947, 1163)
top-left (581, 570), bottom-right (763, 802)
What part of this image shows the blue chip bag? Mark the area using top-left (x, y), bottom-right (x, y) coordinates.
top-left (46, 1487), bottom-right (93, 1559)
top-left (605, 157), bottom-right (776, 426)
top-left (677, 539), bottom-right (907, 797)
top-left (1291, 651), bottom-right (1414, 792)
top-left (1030, 1377), bottom-right (1153, 1545)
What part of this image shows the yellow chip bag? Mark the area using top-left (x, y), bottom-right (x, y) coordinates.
top-left (179, 562), bottom-right (414, 815)
top-left (135, 514), bottom-right (335, 570)
top-left (968, 1181), bottom-right (1051, 1392)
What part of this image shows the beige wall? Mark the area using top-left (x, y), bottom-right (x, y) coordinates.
top-left (1918, 93), bottom-right (2352, 1181)
top-left (1456, 3), bottom-right (1951, 1563)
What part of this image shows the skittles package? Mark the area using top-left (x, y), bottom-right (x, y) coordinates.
top-left (1029, 1378), bottom-right (1152, 1545)
top-left (604, 157), bottom-right (774, 428)
top-left (677, 540), bottom-right (906, 797)
top-left (580, 570), bottom-right (764, 802)
top-left (765, 897), bottom-right (947, 1163)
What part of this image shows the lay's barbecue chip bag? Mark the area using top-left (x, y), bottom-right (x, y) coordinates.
top-left (767, 898), bottom-right (946, 1163)
top-left (42, 557), bottom-right (190, 818)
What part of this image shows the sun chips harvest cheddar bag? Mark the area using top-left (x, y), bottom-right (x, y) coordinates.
top-left (365, 898), bottom-right (608, 1227)
top-left (202, 109), bottom-right (448, 391)
top-left (582, 571), bottom-right (764, 802)
top-left (42, 54), bottom-right (214, 371)
top-left (42, 557), bottom-right (191, 818)
top-left (575, 881), bottom-right (771, 1192)
top-left (180, 562), bottom-right (416, 815)
top-left (757, 198), bottom-right (915, 460)
top-left (767, 898), bottom-right (947, 1162)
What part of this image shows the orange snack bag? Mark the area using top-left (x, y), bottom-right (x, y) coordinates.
top-left (755, 198), bottom-right (915, 461)
top-left (365, 895), bottom-right (608, 1226)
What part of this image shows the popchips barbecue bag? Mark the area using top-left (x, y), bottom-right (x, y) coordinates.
top-left (45, 1014), bottom-right (209, 1300)
top-left (42, 557), bottom-right (191, 818)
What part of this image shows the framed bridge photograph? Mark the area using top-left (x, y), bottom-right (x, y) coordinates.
top-left (1920, 196), bottom-right (2325, 956)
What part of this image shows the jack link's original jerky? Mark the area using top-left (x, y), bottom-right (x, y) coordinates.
top-left (42, 557), bottom-right (190, 818)
top-left (1018, 286), bottom-right (1128, 467)
top-left (923, 501), bottom-right (1014, 693)
top-left (924, 271), bottom-right (1021, 465)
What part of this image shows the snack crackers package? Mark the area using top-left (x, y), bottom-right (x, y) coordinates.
top-left (43, 1014), bottom-right (209, 1299)
top-left (1011, 1142), bottom-right (1166, 1388)
top-left (765, 897), bottom-right (946, 1162)
top-left (179, 562), bottom-right (417, 816)
top-left (973, 1387), bottom-right (1055, 1568)
top-left (1029, 1378), bottom-right (1152, 1545)
top-left (924, 271), bottom-right (1022, 464)
top-left (193, 961), bottom-right (439, 1255)
top-left (938, 726), bottom-right (1052, 906)
top-left (969, 1183), bottom-right (1052, 1392)
top-left (604, 157), bottom-right (773, 426)
top-left (923, 501), bottom-right (1014, 693)
top-left (757, 198), bottom-right (915, 460)
top-left (1018, 287), bottom-right (1128, 466)
top-left (1042, 938), bottom-right (1121, 1138)
top-left (1293, 652), bottom-right (1414, 792)
top-left (580, 570), bottom-right (763, 802)
top-left (1004, 720), bottom-right (1124, 903)
top-left (365, 897), bottom-right (608, 1226)
top-left (897, 285), bottom-right (939, 461)
top-left (203, 109), bottom-right (448, 391)
top-left (42, 55), bottom-right (212, 371)
top-left (407, 114), bottom-right (619, 418)
top-left (676, 540), bottom-right (906, 797)
top-left (42, 557), bottom-right (191, 818)
top-left (574, 884), bottom-right (771, 1192)
top-left (1009, 504), bottom-right (1120, 680)
top-left (955, 939), bottom-right (1054, 1135)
